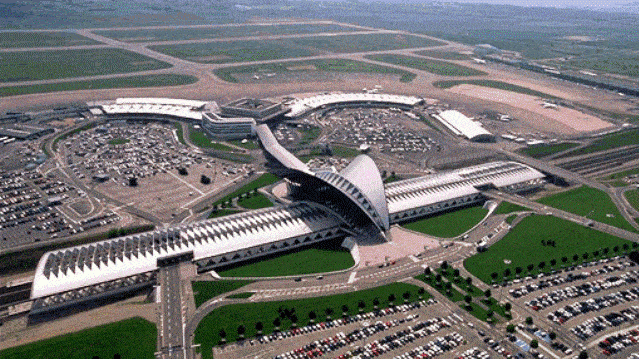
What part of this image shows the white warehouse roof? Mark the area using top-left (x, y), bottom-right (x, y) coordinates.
top-left (101, 98), bottom-right (217, 121)
top-left (287, 93), bottom-right (423, 118)
top-left (434, 110), bottom-right (493, 142)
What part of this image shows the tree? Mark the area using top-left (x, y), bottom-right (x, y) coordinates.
top-left (424, 267), bottom-right (432, 276)
top-left (453, 268), bottom-right (460, 277)
top-left (490, 272), bottom-right (498, 280)
top-left (128, 177), bottom-right (138, 187)
top-left (550, 259), bottom-right (557, 267)
top-left (573, 254), bottom-right (579, 261)
top-left (623, 243), bottom-right (630, 251)
top-left (388, 294), bottom-right (396, 305)
top-left (178, 167), bottom-right (188, 176)
top-left (341, 305), bottom-right (349, 316)
top-left (525, 316), bottom-right (533, 325)
top-left (325, 308), bottom-right (334, 319)
top-left (515, 267), bottom-right (523, 275)
top-left (373, 297), bottom-right (380, 309)
top-left (464, 295), bottom-right (472, 306)
top-left (506, 324), bottom-right (515, 333)
top-left (527, 264), bottom-right (534, 272)
top-left (418, 287), bottom-right (426, 298)
top-left (603, 247), bottom-right (610, 254)
top-left (614, 245), bottom-right (620, 253)
top-left (255, 321), bottom-right (263, 334)
top-left (549, 332), bottom-right (557, 340)
top-left (291, 314), bottom-right (298, 327)
top-left (237, 324), bottom-right (246, 339)
top-left (358, 300), bottom-right (366, 312)
top-left (593, 250), bottom-right (599, 258)
top-left (487, 310), bottom-right (494, 318)
top-left (466, 277), bottom-right (472, 286)
top-left (403, 291), bottom-right (411, 302)
top-left (435, 274), bottom-right (442, 283)
top-left (561, 256), bottom-right (568, 264)
top-left (484, 289), bottom-right (491, 298)
top-left (582, 252), bottom-right (589, 260)
top-left (200, 174), bottom-right (211, 185)
top-left (538, 261), bottom-right (545, 269)
top-left (273, 317), bottom-right (281, 330)
top-left (309, 310), bottom-right (316, 323)
top-left (219, 328), bottom-right (227, 342)
top-left (503, 268), bottom-right (511, 278)
top-left (530, 339), bottom-right (539, 349)
top-left (441, 261), bottom-right (449, 270)
top-left (504, 303), bottom-right (512, 311)
top-left (578, 350), bottom-right (588, 359)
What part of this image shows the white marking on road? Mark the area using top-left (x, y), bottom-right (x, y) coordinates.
top-left (348, 271), bottom-right (357, 284)
top-left (408, 255), bottom-right (419, 263)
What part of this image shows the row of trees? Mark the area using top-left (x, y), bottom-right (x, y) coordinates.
top-left (216, 291), bottom-right (427, 343)
top-left (490, 244), bottom-right (637, 281)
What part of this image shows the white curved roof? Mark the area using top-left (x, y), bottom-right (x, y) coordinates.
top-left (31, 202), bottom-right (341, 298)
top-left (385, 161), bottom-right (544, 214)
top-left (255, 124), bottom-right (312, 174)
top-left (287, 93), bottom-right (423, 118)
top-left (434, 110), bottom-right (493, 141)
top-left (101, 97), bottom-right (212, 121)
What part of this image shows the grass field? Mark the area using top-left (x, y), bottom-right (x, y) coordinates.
top-left (558, 129), bottom-right (639, 157)
top-left (236, 194), bottom-right (274, 209)
top-left (228, 140), bottom-right (259, 150)
top-left (538, 186), bottom-right (637, 232)
top-left (413, 50), bottom-right (471, 60)
top-left (188, 125), bottom-right (237, 151)
top-left (214, 59), bottom-right (416, 83)
top-left (332, 145), bottom-right (361, 158)
top-left (0, 48), bottom-right (171, 82)
top-left (0, 317), bottom-right (156, 359)
top-left (153, 33), bottom-right (442, 64)
top-left (208, 209), bottom-right (242, 218)
top-left (625, 190), bottom-right (639, 212)
top-left (192, 280), bottom-right (253, 307)
top-left (464, 215), bottom-right (634, 284)
top-left (211, 173), bottom-right (280, 208)
top-left (216, 238), bottom-right (354, 278)
top-left (0, 31), bottom-right (98, 48)
top-left (433, 79), bottom-right (559, 100)
top-left (108, 138), bottom-right (130, 145)
top-left (604, 167), bottom-right (639, 180)
top-left (299, 126), bottom-right (322, 146)
top-left (562, 54), bottom-right (639, 78)
top-left (173, 122), bottom-right (187, 145)
top-left (366, 54), bottom-right (486, 76)
top-left (518, 142), bottom-right (580, 158)
top-left (493, 201), bottom-right (529, 215)
top-left (95, 23), bottom-right (359, 42)
top-left (0, 74), bottom-right (198, 97)
top-left (194, 282), bottom-right (429, 356)
top-left (401, 205), bottom-right (488, 238)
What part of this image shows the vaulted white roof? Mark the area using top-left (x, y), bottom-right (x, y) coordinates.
top-left (286, 93), bottom-right (423, 118)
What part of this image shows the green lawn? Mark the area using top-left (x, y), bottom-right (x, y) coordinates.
top-left (173, 122), bottom-right (186, 145)
top-left (519, 142), bottom-right (580, 158)
top-left (0, 49), bottom-right (171, 82)
top-left (464, 215), bottom-right (634, 284)
top-left (194, 282), bottom-right (429, 356)
top-left (189, 125), bottom-right (238, 151)
top-left (293, 33), bottom-right (445, 53)
top-left (332, 145), bottom-right (361, 158)
top-left (108, 138), bottom-right (129, 145)
top-left (537, 186), bottom-right (637, 232)
top-left (216, 238), bottom-right (354, 278)
top-left (604, 167), bottom-right (639, 180)
top-left (0, 31), bottom-right (98, 48)
top-left (236, 194), bottom-right (274, 209)
top-left (211, 173), bottom-right (280, 208)
top-left (433, 79), bottom-right (560, 100)
top-left (214, 58), bottom-right (416, 83)
top-left (493, 201), bottom-right (529, 215)
top-left (402, 205), bottom-right (488, 238)
top-left (625, 190), bottom-right (639, 212)
top-left (299, 126), bottom-right (322, 146)
top-left (228, 140), bottom-right (259, 150)
top-left (192, 280), bottom-right (253, 307)
top-left (413, 50), bottom-right (470, 60)
top-left (95, 23), bottom-right (358, 42)
top-left (227, 292), bottom-right (254, 299)
top-left (559, 129), bottom-right (639, 157)
top-left (384, 174), bottom-right (403, 183)
top-left (0, 317), bottom-right (156, 359)
top-left (0, 74), bottom-right (197, 97)
top-left (208, 209), bottom-right (242, 219)
top-left (366, 54), bottom-right (486, 76)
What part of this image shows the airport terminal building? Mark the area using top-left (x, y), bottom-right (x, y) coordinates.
top-left (30, 94), bottom-right (546, 315)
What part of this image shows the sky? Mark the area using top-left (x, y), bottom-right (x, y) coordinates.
top-left (379, 0), bottom-right (630, 8)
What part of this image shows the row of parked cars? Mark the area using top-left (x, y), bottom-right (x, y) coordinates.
top-left (459, 347), bottom-right (491, 359)
top-left (571, 306), bottom-right (639, 340)
top-left (257, 300), bottom-right (438, 346)
top-left (525, 271), bottom-right (639, 311)
top-left (391, 332), bottom-right (464, 359)
top-left (599, 328), bottom-right (639, 356)
top-left (547, 288), bottom-right (639, 324)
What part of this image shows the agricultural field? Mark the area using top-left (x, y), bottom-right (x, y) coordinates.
top-left (192, 280), bottom-right (253, 307)
top-left (194, 282), bottom-right (429, 357)
top-left (0, 318), bottom-right (156, 359)
top-left (95, 23), bottom-right (359, 42)
top-left (558, 54), bottom-right (639, 78)
top-left (433, 79), bottom-right (559, 99)
top-left (518, 142), bottom-right (580, 159)
top-left (214, 58), bottom-right (416, 83)
top-left (402, 205), bottom-right (488, 238)
top-left (216, 238), bottom-right (354, 278)
top-left (366, 54), bottom-right (486, 77)
top-left (464, 215), bottom-right (634, 284)
top-left (0, 49), bottom-right (171, 82)
top-left (557, 128), bottom-right (639, 158)
top-left (537, 186), bottom-right (637, 232)
top-left (0, 31), bottom-right (98, 48)
top-left (0, 74), bottom-right (197, 97)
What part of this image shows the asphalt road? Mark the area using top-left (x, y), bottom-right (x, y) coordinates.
top-left (159, 265), bottom-right (187, 359)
